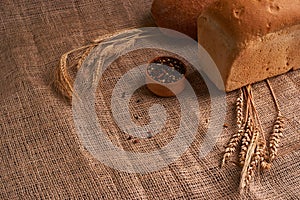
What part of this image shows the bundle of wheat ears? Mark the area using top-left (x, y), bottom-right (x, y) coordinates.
top-left (221, 80), bottom-right (285, 194)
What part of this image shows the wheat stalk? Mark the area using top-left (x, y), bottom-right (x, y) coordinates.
top-left (266, 79), bottom-right (285, 162)
top-left (247, 85), bottom-right (271, 170)
top-left (222, 89), bottom-right (246, 167)
top-left (269, 111), bottom-right (285, 162)
top-left (53, 29), bottom-right (135, 100)
top-left (239, 112), bottom-right (254, 167)
top-left (240, 128), bottom-right (259, 193)
top-left (224, 80), bottom-right (286, 192)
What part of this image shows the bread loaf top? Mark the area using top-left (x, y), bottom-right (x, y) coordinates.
top-left (197, 0), bottom-right (300, 91)
top-left (151, 0), bottom-right (215, 39)
top-left (199, 0), bottom-right (300, 43)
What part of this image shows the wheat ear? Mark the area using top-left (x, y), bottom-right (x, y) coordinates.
top-left (53, 29), bottom-right (133, 100)
top-left (266, 79), bottom-right (285, 162)
top-left (239, 112), bottom-right (253, 167)
top-left (255, 139), bottom-right (271, 171)
top-left (269, 111), bottom-right (285, 162)
top-left (237, 88), bottom-right (244, 128)
top-left (222, 89), bottom-right (245, 167)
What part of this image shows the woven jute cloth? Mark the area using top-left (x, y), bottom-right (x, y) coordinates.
top-left (1, 0), bottom-right (300, 199)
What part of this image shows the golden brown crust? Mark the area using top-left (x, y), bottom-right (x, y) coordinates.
top-left (151, 0), bottom-right (216, 39)
top-left (203, 0), bottom-right (300, 43)
top-left (198, 0), bottom-right (300, 91)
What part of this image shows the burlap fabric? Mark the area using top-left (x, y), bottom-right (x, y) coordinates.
top-left (1, 0), bottom-right (300, 199)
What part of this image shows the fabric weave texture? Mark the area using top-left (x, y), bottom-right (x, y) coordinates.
top-left (0, 0), bottom-right (300, 199)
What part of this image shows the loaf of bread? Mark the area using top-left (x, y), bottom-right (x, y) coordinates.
top-left (198, 0), bottom-right (300, 91)
top-left (151, 0), bottom-right (216, 39)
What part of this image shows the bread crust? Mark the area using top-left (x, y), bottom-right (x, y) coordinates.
top-left (151, 0), bottom-right (216, 39)
top-left (198, 0), bottom-right (300, 91)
